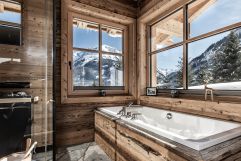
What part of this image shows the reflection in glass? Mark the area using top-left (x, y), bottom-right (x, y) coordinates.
top-left (73, 19), bottom-right (99, 50)
top-left (73, 51), bottom-right (99, 87)
top-left (151, 9), bottom-right (183, 51)
top-left (0, 1), bottom-right (21, 46)
top-left (152, 46), bottom-right (183, 89)
top-left (102, 26), bottom-right (123, 54)
top-left (188, 28), bottom-right (241, 90)
top-left (102, 54), bottom-right (123, 86)
top-left (188, 0), bottom-right (241, 38)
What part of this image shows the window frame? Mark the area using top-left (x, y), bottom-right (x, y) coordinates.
top-left (147, 0), bottom-right (241, 96)
top-left (67, 12), bottom-right (129, 96)
top-left (0, 0), bottom-right (22, 46)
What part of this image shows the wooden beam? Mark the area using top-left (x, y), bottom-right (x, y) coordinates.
top-left (1, 1), bottom-right (21, 13)
top-left (156, 19), bottom-right (183, 37)
top-left (0, 2), bottom-right (4, 12)
top-left (188, 0), bottom-right (217, 22)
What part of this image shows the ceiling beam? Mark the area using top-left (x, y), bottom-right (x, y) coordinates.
top-left (188, 0), bottom-right (217, 22)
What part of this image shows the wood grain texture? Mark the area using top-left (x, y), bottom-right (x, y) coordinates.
top-left (95, 111), bottom-right (241, 161)
top-left (0, 0), bottom-right (53, 147)
top-left (55, 0), bottom-right (137, 146)
top-left (140, 96), bottom-right (241, 122)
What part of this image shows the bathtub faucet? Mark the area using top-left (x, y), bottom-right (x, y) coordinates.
top-left (117, 102), bottom-right (134, 116)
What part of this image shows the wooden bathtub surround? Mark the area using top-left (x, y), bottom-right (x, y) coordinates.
top-left (140, 96), bottom-right (241, 123)
top-left (95, 110), bottom-right (241, 161)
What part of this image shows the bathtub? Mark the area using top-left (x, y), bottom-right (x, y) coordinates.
top-left (98, 106), bottom-right (241, 151)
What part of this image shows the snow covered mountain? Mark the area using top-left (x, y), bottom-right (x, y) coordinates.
top-left (73, 45), bottom-right (123, 86)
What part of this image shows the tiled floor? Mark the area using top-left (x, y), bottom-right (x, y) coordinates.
top-left (33, 142), bottom-right (111, 161)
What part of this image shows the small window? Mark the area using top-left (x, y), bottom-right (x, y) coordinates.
top-left (151, 9), bottom-right (183, 51)
top-left (151, 46), bottom-right (183, 89)
top-left (72, 18), bottom-right (125, 90)
top-left (0, 0), bottom-right (22, 46)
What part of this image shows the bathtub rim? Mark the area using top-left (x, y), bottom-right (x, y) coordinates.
top-left (96, 106), bottom-right (241, 150)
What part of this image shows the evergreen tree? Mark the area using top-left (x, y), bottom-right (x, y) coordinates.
top-left (196, 66), bottom-right (212, 85)
top-left (176, 57), bottom-right (183, 87)
top-left (212, 31), bottom-right (241, 82)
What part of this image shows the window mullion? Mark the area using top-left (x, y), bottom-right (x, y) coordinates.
top-left (99, 24), bottom-right (103, 86)
top-left (183, 5), bottom-right (188, 90)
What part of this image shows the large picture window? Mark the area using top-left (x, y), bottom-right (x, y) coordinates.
top-left (149, 0), bottom-right (241, 91)
top-left (70, 16), bottom-right (126, 91)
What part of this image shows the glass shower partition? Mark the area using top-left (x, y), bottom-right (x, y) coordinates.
top-left (0, 0), bottom-right (54, 160)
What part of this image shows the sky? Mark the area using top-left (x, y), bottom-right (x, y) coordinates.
top-left (0, 10), bottom-right (21, 24)
top-left (157, 0), bottom-right (241, 71)
top-left (73, 26), bottom-right (123, 52)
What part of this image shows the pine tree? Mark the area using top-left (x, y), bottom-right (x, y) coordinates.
top-left (176, 57), bottom-right (183, 87)
top-left (212, 31), bottom-right (241, 82)
top-left (196, 66), bottom-right (212, 85)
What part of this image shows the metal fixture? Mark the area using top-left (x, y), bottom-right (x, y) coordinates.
top-left (204, 84), bottom-right (214, 101)
top-left (166, 113), bottom-right (172, 119)
top-left (117, 102), bottom-right (134, 116)
top-left (131, 112), bottom-right (142, 120)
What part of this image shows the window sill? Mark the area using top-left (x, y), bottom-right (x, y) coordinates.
top-left (61, 95), bottom-right (135, 104)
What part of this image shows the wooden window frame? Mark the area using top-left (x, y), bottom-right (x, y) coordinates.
top-left (67, 12), bottom-right (129, 96)
top-left (147, 0), bottom-right (241, 96)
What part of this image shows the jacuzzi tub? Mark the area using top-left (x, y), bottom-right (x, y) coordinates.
top-left (98, 106), bottom-right (241, 150)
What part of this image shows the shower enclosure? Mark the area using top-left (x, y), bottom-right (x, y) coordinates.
top-left (0, 0), bottom-right (55, 160)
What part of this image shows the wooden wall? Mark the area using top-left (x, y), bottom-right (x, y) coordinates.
top-left (55, 0), bottom-right (137, 147)
top-left (0, 0), bottom-right (53, 147)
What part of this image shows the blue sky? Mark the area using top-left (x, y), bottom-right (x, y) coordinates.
top-left (73, 26), bottom-right (122, 52)
top-left (157, 0), bottom-right (241, 71)
top-left (0, 10), bottom-right (21, 24)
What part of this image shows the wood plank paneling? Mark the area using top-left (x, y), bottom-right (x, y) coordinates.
top-left (0, 0), bottom-right (53, 147)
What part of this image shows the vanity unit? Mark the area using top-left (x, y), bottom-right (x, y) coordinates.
top-left (95, 106), bottom-right (241, 161)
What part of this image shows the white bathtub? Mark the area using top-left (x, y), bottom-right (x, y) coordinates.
top-left (98, 106), bottom-right (241, 151)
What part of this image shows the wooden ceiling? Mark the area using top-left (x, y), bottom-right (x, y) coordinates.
top-left (118, 0), bottom-right (144, 8)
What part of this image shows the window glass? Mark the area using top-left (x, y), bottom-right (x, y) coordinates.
top-left (188, 0), bottom-right (241, 38)
top-left (102, 54), bottom-right (123, 86)
top-left (73, 51), bottom-right (99, 87)
top-left (73, 19), bottom-right (99, 50)
top-left (0, 0), bottom-right (21, 46)
top-left (152, 46), bottom-right (183, 89)
top-left (102, 26), bottom-right (122, 54)
top-left (72, 19), bottom-right (125, 89)
top-left (188, 28), bottom-right (241, 90)
top-left (151, 9), bottom-right (183, 51)
top-left (0, 10), bottom-right (21, 24)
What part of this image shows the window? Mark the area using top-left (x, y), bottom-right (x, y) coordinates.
top-left (151, 46), bottom-right (183, 89)
top-left (70, 17), bottom-right (126, 92)
top-left (149, 0), bottom-right (241, 91)
top-left (151, 9), bottom-right (183, 51)
top-left (0, 0), bottom-right (21, 46)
